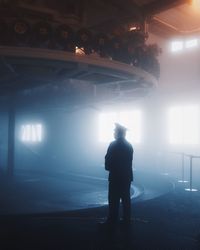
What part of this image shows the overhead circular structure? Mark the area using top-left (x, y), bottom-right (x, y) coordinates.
top-left (0, 46), bottom-right (157, 104)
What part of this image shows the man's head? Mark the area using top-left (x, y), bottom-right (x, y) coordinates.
top-left (114, 123), bottom-right (127, 140)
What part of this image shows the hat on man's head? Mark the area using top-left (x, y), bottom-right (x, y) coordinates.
top-left (114, 123), bottom-right (127, 132)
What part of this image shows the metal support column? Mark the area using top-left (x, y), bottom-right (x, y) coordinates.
top-left (160, 152), bottom-right (169, 176)
top-left (178, 153), bottom-right (188, 183)
top-left (7, 94), bottom-right (15, 177)
top-left (185, 155), bottom-right (198, 192)
top-left (190, 156), bottom-right (192, 190)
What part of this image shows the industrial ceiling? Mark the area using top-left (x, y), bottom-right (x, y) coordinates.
top-left (0, 0), bottom-right (198, 109)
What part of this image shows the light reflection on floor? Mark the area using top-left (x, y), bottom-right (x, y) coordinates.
top-left (81, 185), bottom-right (142, 208)
top-left (0, 170), bottom-right (172, 214)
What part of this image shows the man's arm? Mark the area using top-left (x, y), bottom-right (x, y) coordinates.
top-left (105, 144), bottom-right (113, 171)
top-left (130, 146), bottom-right (134, 181)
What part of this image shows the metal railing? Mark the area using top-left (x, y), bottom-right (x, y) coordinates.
top-left (171, 152), bottom-right (188, 183)
top-left (184, 154), bottom-right (200, 192)
top-left (156, 152), bottom-right (200, 192)
top-left (168, 152), bottom-right (200, 192)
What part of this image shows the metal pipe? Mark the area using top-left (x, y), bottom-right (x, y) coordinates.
top-left (182, 153), bottom-right (185, 181)
top-left (7, 93), bottom-right (16, 177)
top-left (189, 156), bottom-right (192, 191)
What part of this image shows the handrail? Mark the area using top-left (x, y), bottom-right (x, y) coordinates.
top-left (184, 154), bottom-right (200, 192)
top-left (156, 151), bottom-right (200, 191)
top-left (172, 152), bottom-right (200, 192)
top-left (172, 152), bottom-right (188, 183)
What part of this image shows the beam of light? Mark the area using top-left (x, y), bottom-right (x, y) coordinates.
top-left (98, 110), bottom-right (142, 143)
top-left (193, 0), bottom-right (200, 8)
top-left (36, 124), bottom-right (42, 142)
top-left (99, 112), bottom-right (117, 143)
top-left (168, 106), bottom-right (199, 145)
top-left (119, 111), bottom-right (141, 143)
top-left (171, 41), bottom-right (183, 52)
top-left (31, 125), bottom-right (36, 142)
top-left (21, 125), bottom-right (27, 142)
top-left (21, 123), bottom-right (43, 143)
top-left (183, 106), bottom-right (199, 144)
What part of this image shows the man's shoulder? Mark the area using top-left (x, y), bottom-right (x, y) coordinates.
top-left (109, 139), bottom-right (133, 149)
top-left (125, 140), bottom-right (134, 151)
top-left (109, 140), bottom-right (117, 147)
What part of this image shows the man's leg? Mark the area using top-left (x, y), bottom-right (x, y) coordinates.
top-left (108, 181), bottom-right (120, 225)
top-left (121, 182), bottom-right (131, 224)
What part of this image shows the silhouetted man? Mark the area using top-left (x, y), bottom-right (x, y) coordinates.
top-left (105, 123), bottom-right (133, 228)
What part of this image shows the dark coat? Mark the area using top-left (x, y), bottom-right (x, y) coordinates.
top-left (105, 138), bottom-right (133, 183)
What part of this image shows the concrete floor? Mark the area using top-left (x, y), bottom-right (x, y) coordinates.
top-left (1, 168), bottom-right (199, 249)
top-left (0, 168), bottom-right (172, 214)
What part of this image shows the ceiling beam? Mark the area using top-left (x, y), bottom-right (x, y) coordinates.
top-left (142, 0), bottom-right (189, 16)
top-left (89, 0), bottom-right (143, 32)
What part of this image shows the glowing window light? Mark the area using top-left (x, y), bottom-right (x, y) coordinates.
top-left (98, 110), bottom-right (141, 143)
top-left (193, 0), bottom-right (200, 8)
top-left (185, 39), bottom-right (198, 49)
top-left (129, 26), bottom-right (137, 31)
top-left (171, 41), bottom-right (183, 52)
top-left (75, 46), bottom-right (85, 55)
top-left (21, 124), bottom-right (42, 143)
top-left (118, 111), bottom-right (141, 143)
top-left (169, 106), bottom-right (199, 145)
top-left (99, 113), bottom-right (117, 142)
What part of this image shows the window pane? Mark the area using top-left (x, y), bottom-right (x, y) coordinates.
top-left (98, 113), bottom-right (117, 142)
top-left (21, 123), bottom-right (43, 143)
top-left (171, 41), bottom-right (183, 52)
top-left (99, 110), bottom-right (141, 143)
top-left (169, 106), bottom-right (199, 145)
top-left (183, 106), bottom-right (199, 144)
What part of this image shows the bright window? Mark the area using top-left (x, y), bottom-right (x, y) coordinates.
top-left (171, 39), bottom-right (199, 53)
top-left (171, 41), bottom-right (183, 52)
top-left (98, 110), bottom-right (141, 143)
top-left (185, 39), bottom-right (198, 49)
top-left (192, 0), bottom-right (200, 8)
top-left (169, 106), bottom-right (199, 145)
top-left (99, 113), bottom-right (117, 143)
top-left (21, 124), bottom-right (43, 143)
